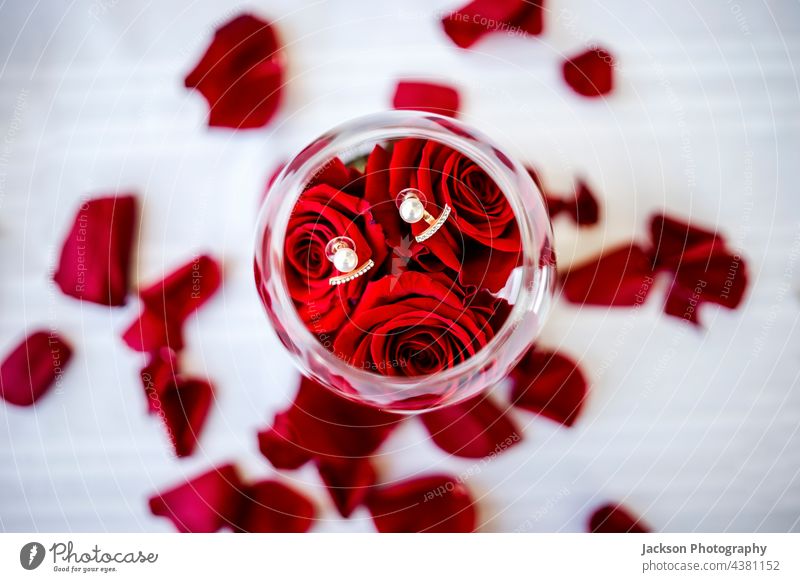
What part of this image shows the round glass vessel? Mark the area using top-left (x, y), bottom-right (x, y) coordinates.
top-left (255, 111), bottom-right (554, 413)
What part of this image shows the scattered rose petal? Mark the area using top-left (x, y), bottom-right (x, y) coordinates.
top-left (122, 254), bottom-right (222, 352)
top-left (571, 179), bottom-right (600, 225)
top-left (392, 81), bottom-right (460, 117)
top-left (140, 347), bottom-right (179, 414)
top-left (366, 475), bottom-right (476, 532)
top-left (53, 194), bottom-right (138, 306)
top-left (233, 480), bottom-right (316, 533)
top-left (316, 458), bottom-right (376, 518)
top-left (442, 0), bottom-right (545, 49)
top-left (259, 377), bottom-right (400, 463)
top-left (184, 14), bottom-right (284, 129)
top-left (560, 244), bottom-right (655, 307)
top-left (160, 377), bottom-right (214, 457)
top-left (257, 410), bottom-right (312, 470)
top-left (509, 349), bottom-right (588, 427)
top-left (589, 504), bottom-right (650, 533)
top-left (649, 214), bottom-right (747, 325)
top-left (562, 47), bottom-right (615, 97)
top-left (0, 331), bottom-right (72, 407)
top-left (149, 464), bottom-right (244, 533)
top-left (421, 394), bottom-right (520, 458)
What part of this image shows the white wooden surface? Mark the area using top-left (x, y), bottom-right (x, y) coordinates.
top-left (0, 0), bottom-right (798, 532)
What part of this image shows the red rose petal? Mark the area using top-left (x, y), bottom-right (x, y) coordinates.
top-left (649, 214), bottom-right (748, 325)
top-left (571, 179), bottom-right (601, 226)
top-left (442, 0), bottom-right (544, 49)
top-left (263, 377), bottom-right (400, 461)
top-left (53, 195), bottom-right (137, 306)
top-left (366, 475), bottom-right (476, 532)
top-left (316, 457), bottom-right (376, 518)
top-left (257, 410), bottom-right (313, 470)
top-left (123, 255), bottom-right (222, 352)
top-left (421, 394), bottom-right (521, 459)
top-left (562, 47), bottom-right (615, 97)
top-left (589, 503), bottom-right (650, 533)
top-left (649, 213), bottom-right (722, 272)
top-left (560, 244), bottom-right (655, 307)
top-left (509, 349), bottom-right (587, 427)
top-left (0, 331), bottom-right (72, 406)
top-left (392, 81), bottom-right (461, 118)
top-left (140, 347), bottom-right (179, 414)
top-left (149, 464), bottom-right (244, 533)
top-left (184, 14), bottom-right (283, 129)
top-left (160, 377), bottom-right (213, 457)
top-left (234, 480), bottom-right (316, 533)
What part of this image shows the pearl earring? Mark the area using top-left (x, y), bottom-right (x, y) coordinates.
top-left (325, 236), bottom-right (375, 286)
top-left (396, 188), bottom-right (451, 243)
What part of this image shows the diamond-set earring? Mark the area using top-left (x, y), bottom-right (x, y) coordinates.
top-left (396, 188), bottom-right (451, 243)
top-left (325, 236), bottom-right (375, 286)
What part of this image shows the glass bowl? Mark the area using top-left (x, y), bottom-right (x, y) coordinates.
top-left (254, 111), bottom-right (554, 413)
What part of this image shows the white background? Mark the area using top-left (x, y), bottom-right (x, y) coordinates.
top-left (0, 0), bottom-right (798, 532)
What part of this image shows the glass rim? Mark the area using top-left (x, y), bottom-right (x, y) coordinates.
top-left (254, 110), bottom-right (554, 406)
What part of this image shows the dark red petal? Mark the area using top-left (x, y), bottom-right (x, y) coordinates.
top-left (160, 377), bottom-right (213, 457)
top-left (53, 195), bottom-right (137, 306)
top-left (0, 331), bottom-right (72, 407)
top-left (560, 244), bottom-right (655, 306)
top-left (571, 179), bottom-right (600, 226)
top-left (392, 81), bottom-right (460, 117)
top-left (442, 0), bottom-right (544, 49)
top-left (257, 410), bottom-right (313, 470)
top-left (271, 376), bottom-right (400, 460)
top-left (123, 255), bottom-right (222, 353)
top-left (649, 213), bottom-right (722, 271)
top-left (233, 480), bottom-right (316, 533)
top-left (316, 458), bottom-right (376, 518)
top-left (184, 14), bottom-right (283, 129)
top-left (509, 349), bottom-right (587, 427)
top-left (140, 347), bottom-right (179, 414)
top-left (589, 504), bottom-right (650, 533)
top-left (366, 475), bottom-right (476, 532)
top-left (139, 254), bottom-right (222, 320)
top-left (562, 47), bottom-right (615, 97)
top-left (149, 464), bottom-right (244, 533)
top-left (421, 394), bottom-right (521, 459)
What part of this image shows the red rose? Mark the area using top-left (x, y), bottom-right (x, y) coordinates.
top-left (381, 138), bottom-right (522, 292)
top-left (284, 184), bottom-right (388, 333)
top-left (333, 271), bottom-right (507, 376)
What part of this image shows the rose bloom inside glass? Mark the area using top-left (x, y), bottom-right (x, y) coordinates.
top-left (255, 113), bottom-right (553, 413)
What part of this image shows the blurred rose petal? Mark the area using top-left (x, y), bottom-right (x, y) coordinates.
top-left (509, 349), bottom-right (587, 427)
top-left (392, 81), bottom-right (460, 117)
top-left (562, 47), bottom-right (615, 97)
top-left (149, 464), bottom-right (244, 532)
top-left (185, 14), bottom-right (284, 129)
top-left (259, 377), bottom-right (400, 461)
top-left (0, 331), bottom-right (72, 407)
top-left (140, 347), bottom-right (179, 414)
top-left (53, 195), bottom-right (137, 306)
top-left (161, 377), bottom-right (213, 458)
top-left (366, 475), bottom-right (476, 532)
top-left (589, 504), bottom-right (650, 533)
top-left (123, 254), bottom-right (222, 352)
top-left (421, 394), bottom-right (520, 458)
top-left (560, 244), bottom-right (655, 307)
top-left (316, 458), bottom-right (376, 518)
top-left (233, 480), bottom-right (315, 533)
top-left (442, 0), bottom-right (545, 49)
top-left (257, 410), bottom-right (313, 470)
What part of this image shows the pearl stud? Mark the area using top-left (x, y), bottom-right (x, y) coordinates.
top-left (396, 188), bottom-right (451, 243)
top-left (325, 236), bottom-right (375, 286)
